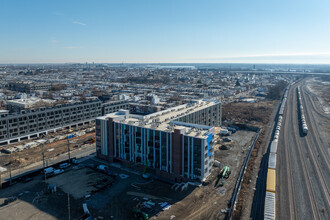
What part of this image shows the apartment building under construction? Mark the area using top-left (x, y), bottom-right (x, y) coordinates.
top-left (96, 99), bottom-right (221, 182)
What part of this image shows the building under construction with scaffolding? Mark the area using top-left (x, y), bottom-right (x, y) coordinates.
top-left (96, 99), bottom-right (222, 182)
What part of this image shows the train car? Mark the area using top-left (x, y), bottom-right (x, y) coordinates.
top-left (279, 106), bottom-right (284, 116)
top-left (264, 85), bottom-right (292, 220)
top-left (270, 140), bottom-right (278, 154)
top-left (297, 86), bottom-right (308, 135)
top-left (268, 153), bottom-right (277, 169)
top-left (279, 95), bottom-right (287, 116)
top-left (264, 168), bottom-right (276, 220)
top-left (264, 191), bottom-right (276, 220)
top-left (302, 124), bottom-right (308, 135)
top-left (266, 168), bottom-right (276, 193)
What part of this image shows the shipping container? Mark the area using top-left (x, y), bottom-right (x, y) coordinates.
top-left (268, 153), bottom-right (276, 169)
top-left (270, 141), bottom-right (278, 154)
top-left (266, 169), bottom-right (276, 193)
top-left (264, 191), bottom-right (276, 220)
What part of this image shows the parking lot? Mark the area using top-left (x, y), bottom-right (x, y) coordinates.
top-left (0, 157), bottom-right (187, 219)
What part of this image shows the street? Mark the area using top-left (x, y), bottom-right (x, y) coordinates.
top-left (1, 145), bottom-right (96, 184)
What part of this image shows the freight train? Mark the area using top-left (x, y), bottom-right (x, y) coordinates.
top-left (297, 87), bottom-right (308, 135)
top-left (264, 83), bottom-right (291, 220)
top-left (264, 83), bottom-right (311, 219)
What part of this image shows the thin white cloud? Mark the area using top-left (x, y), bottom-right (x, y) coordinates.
top-left (64, 46), bottom-right (84, 49)
top-left (73, 21), bottom-right (87, 26)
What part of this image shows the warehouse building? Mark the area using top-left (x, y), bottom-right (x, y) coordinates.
top-left (96, 99), bottom-right (221, 182)
top-left (8, 81), bottom-right (54, 93)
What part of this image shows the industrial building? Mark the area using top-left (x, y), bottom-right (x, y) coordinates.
top-left (95, 99), bottom-right (222, 182)
top-left (7, 81), bottom-right (54, 93)
top-left (0, 100), bottom-right (130, 145)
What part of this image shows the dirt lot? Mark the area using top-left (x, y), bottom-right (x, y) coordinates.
top-left (222, 100), bottom-right (276, 125)
top-left (231, 98), bottom-right (280, 220)
top-left (0, 132), bottom-right (95, 172)
top-left (307, 77), bottom-right (330, 114)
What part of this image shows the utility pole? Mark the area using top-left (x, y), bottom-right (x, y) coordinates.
top-left (9, 154), bottom-right (12, 185)
top-left (40, 137), bottom-right (48, 191)
top-left (42, 147), bottom-right (45, 169)
top-left (67, 137), bottom-right (71, 163)
top-left (9, 164), bottom-right (12, 185)
top-left (67, 128), bottom-right (72, 220)
top-left (68, 192), bottom-right (71, 220)
top-left (42, 150), bottom-right (47, 184)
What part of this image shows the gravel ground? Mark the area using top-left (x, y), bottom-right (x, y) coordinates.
top-left (0, 175), bottom-right (83, 220)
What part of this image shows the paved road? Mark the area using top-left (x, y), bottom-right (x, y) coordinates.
top-left (1, 145), bottom-right (96, 183)
top-left (277, 79), bottom-right (330, 220)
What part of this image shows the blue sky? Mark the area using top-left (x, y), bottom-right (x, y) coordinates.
top-left (1, 0), bottom-right (330, 64)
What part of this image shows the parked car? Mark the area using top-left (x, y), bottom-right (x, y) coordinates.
top-left (223, 137), bottom-right (232, 142)
top-left (219, 128), bottom-right (231, 136)
top-left (4, 196), bottom-right (17, 205)
top-left (43, 167), bottom-right (55, 175)
top-left (227, 127), bottom-right (236, 133)
top-left (97, 165), bottom-right (108, 172)
top-left (53, 169), bottom-right (64, 176)
top-left (59, 163), bottom-right (70, 169)
top-left (22, 177), bottom-right (33, 183)
top-left (72, 159), bottom-right (79, 165)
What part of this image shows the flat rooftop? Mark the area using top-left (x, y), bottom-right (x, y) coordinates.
top-left (7, 98), bottom-right (55, 106)
top-left (99, 99), bottom-right (220, 138)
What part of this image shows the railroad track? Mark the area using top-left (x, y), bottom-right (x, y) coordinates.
top-left (299, 86), bottom-right (330, 208)
top-left (290, 84), bottom-right (320, 219)
top-left (304, 135), bottom-right (330, 207)
top-left (282, 99), bottom-right (297, 220)
top-left (300, 86), bottom-right (330, 168)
